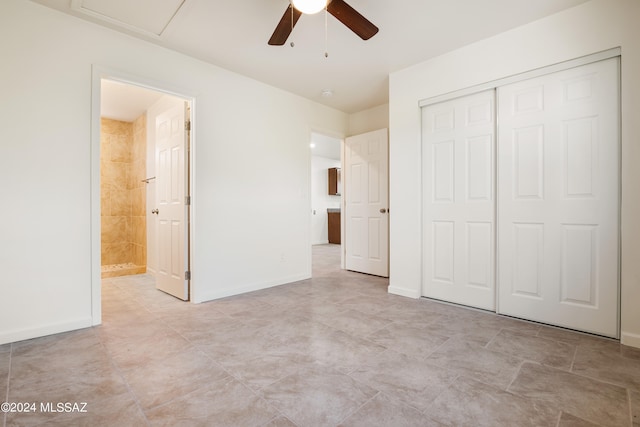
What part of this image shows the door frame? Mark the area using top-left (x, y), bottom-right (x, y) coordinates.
top-left (90, 65), bottom-right (197, 324)
top-left (308, 128), bottom-right (346, 272)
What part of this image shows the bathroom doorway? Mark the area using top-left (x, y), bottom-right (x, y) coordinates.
top-left (97, 77), bottom-right (193, 303)
top-left (100, 79), bottom-right (160, 278)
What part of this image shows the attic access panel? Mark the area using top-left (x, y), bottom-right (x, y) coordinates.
top-left (71, 0), bottom-right (185, 37)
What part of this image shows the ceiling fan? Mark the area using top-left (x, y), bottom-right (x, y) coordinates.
top-left (268, 0), bottom-right (379, 46)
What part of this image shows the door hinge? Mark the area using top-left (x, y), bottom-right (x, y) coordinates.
top-left (185, 195), bottom-right (191, 205)
top-left (185, 120), bottom-right (191, 131)
top-left (185, 271), bottom-right (191, 281)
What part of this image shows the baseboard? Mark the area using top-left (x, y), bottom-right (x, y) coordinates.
top-left (0, 317), bottom-right (93, 346)
top-left (388, 285), bottom-right (420, 299)
top-left (193, 273), bottom-right (311, 303)
top-left (621, 331), bottom-right (640, 349)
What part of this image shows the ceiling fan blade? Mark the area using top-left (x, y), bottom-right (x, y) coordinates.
top-left (327, 0), bottom-right (378, 40)
top-left (268, 5), bottom-right (303, 45)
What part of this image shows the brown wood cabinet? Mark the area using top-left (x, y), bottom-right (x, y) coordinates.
top-left (327, 209), bottom-right (341, 244)
top-left (328, 167), bottom-right (341, 195)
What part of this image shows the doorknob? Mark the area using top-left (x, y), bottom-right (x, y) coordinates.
top-left (380, 208), bottom-right (387, 213)
top-left (151, 209), bottom-right (159, 215)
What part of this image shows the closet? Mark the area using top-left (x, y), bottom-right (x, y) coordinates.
top-left (421, 56), bottom-right (620, 338)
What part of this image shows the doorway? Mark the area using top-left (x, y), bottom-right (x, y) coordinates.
top-left (91, 70), bottom-right (194, 324)
top-left (99, 79), bottom-right (162, 279)
top-left (310, 132), bottom-right (343, 272)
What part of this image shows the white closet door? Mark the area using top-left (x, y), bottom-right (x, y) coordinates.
top-left (497, 58), bottom-right (619, 337)
top-left (422, 90), bottom-right (496, 310)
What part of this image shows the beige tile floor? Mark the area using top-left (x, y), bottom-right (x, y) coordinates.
top-left (2, 244), bottom-right (639, 426)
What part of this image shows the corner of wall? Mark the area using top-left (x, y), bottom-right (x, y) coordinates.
top-left (348, 104), bottom-right (389, 136)
top-left (388, 285), bottom-right (421, 299)
top-left (621, 332), bottom-right (640, 349)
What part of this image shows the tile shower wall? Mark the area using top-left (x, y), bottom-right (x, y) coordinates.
top-left (100, 116), bottom-right (147, 277)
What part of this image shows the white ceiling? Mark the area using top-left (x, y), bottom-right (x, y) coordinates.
top-left (100, 80), bottom-right (165, 122)
top-left (33, 0), bottom-right (589, 113)
top-left (311, 132), bottom-right (341, 160)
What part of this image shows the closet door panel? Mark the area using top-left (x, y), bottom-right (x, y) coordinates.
top-left (421, 90), bottom-right (496, 310)
top-left (497, 58), bottom-right (619, 338)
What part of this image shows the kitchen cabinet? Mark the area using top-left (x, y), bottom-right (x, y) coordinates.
top-left (327, 208), bottom-right (341, 244)
top-left (328, 167), bottom-right (341, 196)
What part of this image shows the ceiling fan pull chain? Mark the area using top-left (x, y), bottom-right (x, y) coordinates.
top-left (324, 6), bottom-right (329, 58)
top-left (290, 5), bottom-right (295, 47)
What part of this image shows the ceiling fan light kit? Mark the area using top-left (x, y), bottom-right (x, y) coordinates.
top-left (290, 0), bottom-right (326, 15)
top-left (269, 0), bottom-right (378, 46)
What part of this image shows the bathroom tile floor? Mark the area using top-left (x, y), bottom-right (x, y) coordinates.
top-left (2, 244), bottom-right (639, 426)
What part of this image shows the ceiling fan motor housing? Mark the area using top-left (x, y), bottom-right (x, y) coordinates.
top-left (270, 0), bottom-right (378, 45)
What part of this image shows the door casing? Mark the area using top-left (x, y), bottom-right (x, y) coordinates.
top-left (90, 65), bottom-right (196, 324)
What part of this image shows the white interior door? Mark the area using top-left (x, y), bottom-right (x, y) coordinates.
top-left (345, 128), bottom-right (389, 277)
top-left (497, 58), bottom-right (619, 337)
top-left (155, 101), bottom-right (189, 300)
top-left (421, 90), bottom-right (496, 310)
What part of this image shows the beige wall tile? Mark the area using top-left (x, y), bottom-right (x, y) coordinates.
top-left (133, 137), bottom-right (145, 162)
top-left (111, 190), bottom-right (131, 217)
top-left (102, 242), bottom-right (130, 265)
top-left (112, 242), bottom-right (131, 265)
top-left (106, 162), bottom-right (128, 190)
top-left (111, 135), bottom-right (131, 163)
top-left (133, 113), bottom-right (146, 132)
top-left (131, 188), bottom-right (146, 216)
top-left (100, 116), bottom-right (146, 268)
top-left (131, 160), bottom-right (146, 189)
top-left (132, 216), bottom-right (146, 245)
top-left (102, 118), bottom-right (133, 137)
top-left (132, 243), bottom-right (146, 267)
top-left (101, 186), bottom-right (111, 216)
top-left (101, 216), bottom-right (130, 245)
top-left (100, 118), bottom-right (116, 135)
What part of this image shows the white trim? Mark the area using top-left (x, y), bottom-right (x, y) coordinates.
top-left (90, 68), bottom-right (101, 326)
top-left (0, 318), bottom-right (93, 346)
top-left (621, 332), bottom-right (640, 349)
top-left (388, 285), bottom-right (420, 299)
top-left (194, 274), bottom-right (311, 303)
top-left (418, 48), bottom-right (621, 108)
top-left (341, 136), bottom-right (346, 271)
top-left (90, 65), bottom-right (198, 325)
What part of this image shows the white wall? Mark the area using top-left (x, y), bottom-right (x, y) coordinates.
top-left (348, 104), bottom-right (389, 136)
top-left (389, 0), bottom-right (640, 347)
top-left (311, 156), bottom-right (341, 245)
top-left (0, 0), bottom-right (348, 344)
